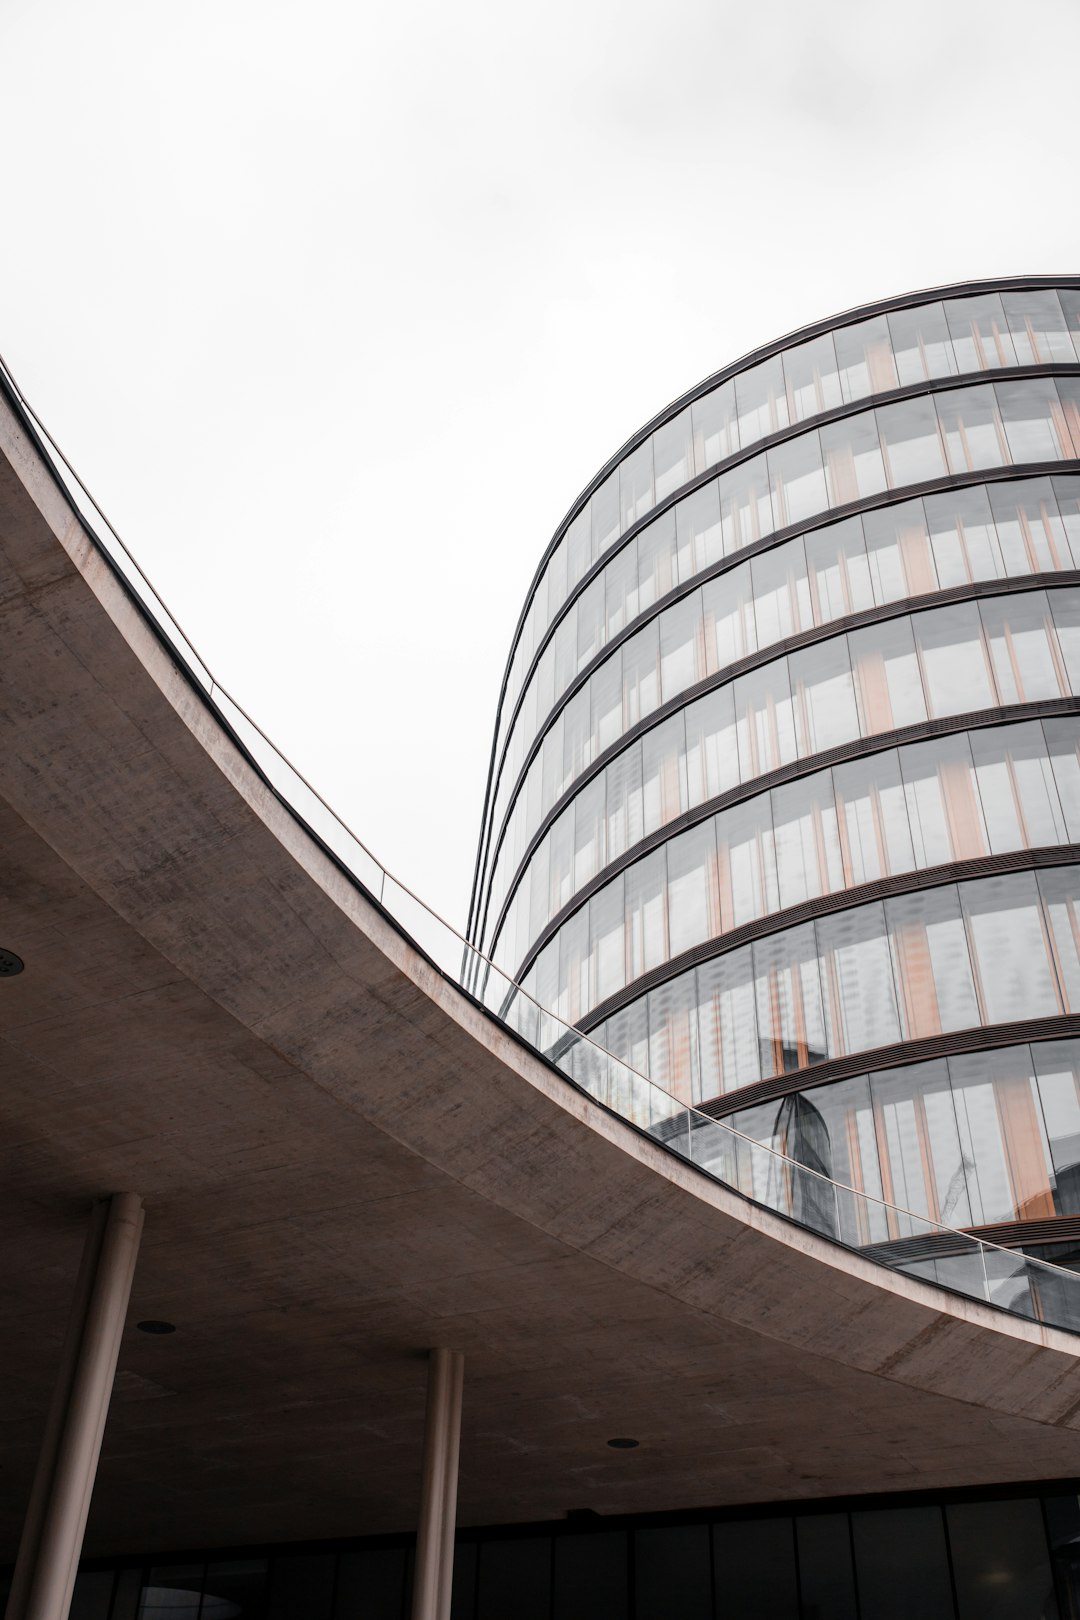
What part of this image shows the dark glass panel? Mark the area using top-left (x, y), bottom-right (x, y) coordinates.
top-left (451, 1542), bottom-right (477, 1620)
top-left (712, 1517), bottom-right (799, 1618)
top-left (71, 1574), bottom-right (114, 1620)
top-left (552, 1531), bottom-right (628, 1620)
top-left (1044, 1493), bottom-right (1080, 1616)
top-left (795, 1512), bottom-right (859, 1620)
top-left (477, 1538), bottom-right (550, 1620)
top-left (634, 1525), bottom-right (711, 1620)
top-left (267, 1556), bottom-right (334, 1620)
top-left (335, 1548), bottom-right (406, 1620)
top-left (851, 1506), bottom-right (954, 1620)
top-left (138, 1568), bottom-right (204, 1620)
top-left (946, 1498), bottom-right (1059, 1619)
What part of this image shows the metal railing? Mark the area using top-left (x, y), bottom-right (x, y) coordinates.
top-left (4, 350), bottom-right (1079, 1338)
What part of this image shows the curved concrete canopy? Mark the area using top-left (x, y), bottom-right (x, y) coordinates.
top-left (2, 388), bottom-right (1080, 1558)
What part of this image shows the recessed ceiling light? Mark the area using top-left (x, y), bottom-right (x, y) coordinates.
top-left (0, 949), bottom-right (25, 977)
top-left (606, 1437), bottom-right (639, 1449)
top-left (137, 1320), bottom-right (176, 1335)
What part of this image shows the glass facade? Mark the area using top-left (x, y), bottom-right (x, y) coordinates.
top-left (42, 1484), bottom-right (1080, 1620)
top-left (473, 278), bottom-right (1080, 1273)
top-left (483, 477), bottom-right (1080, 953)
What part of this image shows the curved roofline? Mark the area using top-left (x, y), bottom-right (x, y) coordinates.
top-left (467, 273), bottom-right (1080, 936)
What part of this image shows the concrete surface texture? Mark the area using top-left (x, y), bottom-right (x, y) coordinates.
top-left (2, 388), bottom-right (1080, 1559)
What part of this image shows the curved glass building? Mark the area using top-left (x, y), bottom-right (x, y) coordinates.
top-left (471, 276), bottom-right (1080, 1271)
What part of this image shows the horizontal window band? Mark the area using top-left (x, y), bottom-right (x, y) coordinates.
top-left (489, 364), bottom-right (1080, 794)
top-left (485, 594), bottom-right (1080, 966)
top-left (474, 461), bottom-right (1080, 934)
top-left (689, 1015), bottom-right (1080, 1120)
top-left (572, 845), bottom-right (1080, 1040)
top-left (494, 279), bottom-right (1080, 748)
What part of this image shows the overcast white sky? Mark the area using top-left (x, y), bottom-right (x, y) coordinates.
top-left (2, 0), bottom-right (1078, 929)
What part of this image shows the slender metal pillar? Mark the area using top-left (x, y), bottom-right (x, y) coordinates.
top-left (6, 1194), bottom-right (144, 1620)
top-left (411, 1348), bottom-right (464, 1620)
top-left (435, 1351), bottom-right (464, 1620)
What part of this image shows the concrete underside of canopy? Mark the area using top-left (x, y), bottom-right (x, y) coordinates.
top-left (2, 389), bottom-right (1080, 1564)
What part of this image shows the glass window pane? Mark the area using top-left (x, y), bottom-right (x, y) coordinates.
top-left (676, 482), bottom-right (724, 580)
top-left (715, 795), bottom-right (779, 930)
top-left (477, 1538), bottom-right (550, 1620)
top-left (566, 506), bottom-right (596, 594)
top-left (772, 771), bottom-right (844, 908)
top-left (912, 600), bottom-right (996, 718)
top-left (980, 590), bottom-right (1067, 705)
top-left (591, 473), bottom-right (620, 560)
top-left (269, 1556), bottom-right (334, 1620)
top-left (970, 720), bottom-right (1066, 853)
top-left (821, 413), bottom-right (887, 506)
top-left (1002, 288), bottom-right (1077, 366)
top-left (835, 315), bottom-right (899, 403)
top-left (139, 1569), bottom-right (204, 1620)
top-left (573, 773), bottom-right (606, 889)
top-left (864, 499), bottom-right (938, 605)
top-left (604, 539), bottom-right (639, 642)
top-left (637, 510), bottom-right (678, 611)
top-left (591, 875), bottom-right (626, 1006)
top-left (621, 619), bottom-right (660, 727)
top-left (936, 384), bottom-right (1008, 474)
top-left (711, 1518), bottom-right (799, 1620)
top-left (949, 1047), bottom-right (1053, 1225)
top-left (736, 354), bottom-right (789, 444)
top-left (789, 636), bottom-right (860, 756)
top-left (817, 903), bottom-right (901, 1057)
top-left (852, 1508), bottom-right (954, 1620)
top-left (899, 732), bottom-right (987, 866)
top-left (783, 331), bottom-right (842, 423)
top-left (944, 292), bottom-right (1018, 372)
top-left (870, 1058), bottom-right (970, 1227)
top-left (642, 711), bottom-right (689, 835)
top-left (1034, 1039), bottom-right (1080, 1215)
top-left (887, 300), bottom-right (957, 385)
top-left (684, 685), bottom-right (739, 805)
top-left (1049, 585), bottom-right (1080, 691)
top-left (574, 574), bottom-right (605, 674)
top-left (1045, 717), bottom-right (1080, 839)
top-left (717, 459), bottom-right (774, 551)
top-left (553, 1531), bottom-right (628, 1620)
top-left (659, 591), bottom-right (706, 702)
top-left (702, 564), bottom-right (757, 675)
top-left (795, 1513), bottom-right (858, 1620)
top-left (635, 1527), bottom-right (711, 1620)
top-left (667, 818), bottom-right (721, 958)
top-left (71, 1575), bottom-right (114, 1620)
top-left (947, 1497), bottom-right (1059, 1620)
top-left (751, 539), bottom-right (812, 646)
top-left (989, 476), bottom-right (1072, 575)
top-left (877, 396), bottom-right (948, 488)
top-left (619, 440), bottom-right (654, 532)
top-left (1053, 473), bottom-right (1080, 566)
top-left (833, 749), bottom-right (916, 884)
top-left (961, 871), bottom-right (1061, 1023)
top-left (925, 483), bottom-right (1004, 587)
top-left (653, 408), bottom-right (693, 502)
top-left (697, 944), bottom-right (759, 1096)
top-left (735, 659), bottom-right (797, 779)
top-left (753, 922), bottom-right (828, 1075)
top-left (804, 516), bottom-right (874, 622)
top-left (626, 847), bottom-right (667, 979)
top-left (886, 885), bottom-right (980, 1037)
top-left (1056, 377), bottom-right (1080, 458)
top-left (850, 617), bottom-right (927, 734)
top-left (692, 379), bottom-right (739, 471)
top-left (606, 740), bottom-right (645, 858)
top-left (206, 1564), bottom-right (268, 1620)
top-left (996, 377), bottom-right (1069, 463)
top-left (767, 431), bottom-right (827, 528)
top-left (1039, 866), bottom-right (1080, 1014)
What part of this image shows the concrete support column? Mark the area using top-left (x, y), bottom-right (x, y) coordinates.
top-left (6, 1193), bottom-right (145, 1620)
top-left (411, 1347), bottom-right (465, 1620)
